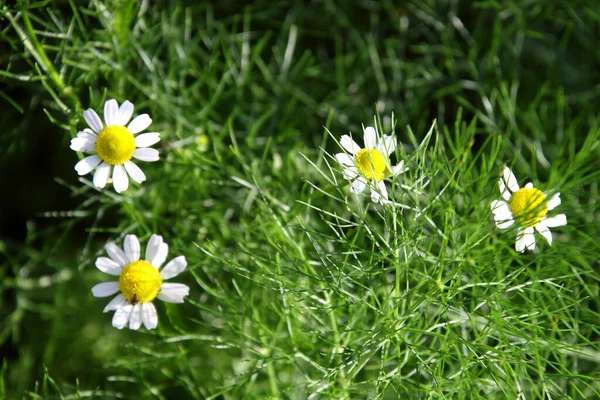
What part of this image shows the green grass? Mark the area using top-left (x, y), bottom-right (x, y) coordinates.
top-left (1, 0), bottom-right (599, 398)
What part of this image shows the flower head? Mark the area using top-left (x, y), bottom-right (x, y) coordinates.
top-left (335, 126), bottom-right (405, 204)
top-left (91, 234), bottom-right (190, 330)
top-left (71, 99), bottom-right (160, 193)
top-left (491, 166), bottom-right (567, 252)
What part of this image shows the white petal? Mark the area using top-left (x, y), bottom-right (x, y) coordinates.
top-left (123, 234), bottom-right (140, 262)
top-left (391, 161), bottom-right (406, 176)
top-left (104, 99), bottom-right (119, 126)
top-left (525, 182), bottom-right (534, 189)
top-left (95, 257), bottom-right (122, 275)
top-left (134, 132), bottom-right (161, 148)
top-left (74, 155), bottom-right (101, 176)
top-left (91, 282), bottom-right (120, 298)
top-left (491, 200), bottom-right (510, 215)
top-left (350, 177), bottom-right (367, 194)
top-left (112, 164), bottom-right (129, 193)
top-left (379, 134), bottom-right (396, 156)
top-left (524, 228), bottom-right (536, 250)
top-left (497, 218), bottom-right (515, 229)
top-left (363, 126), bottom-right (377, 149)
top-left (116, 100), bottom-right (134, 126)
top-left (127, 114), bottom-right (152, 134)
top-left (515, 229), bottom-right (527, 253)
top-left (103, 294), bottom-right (127, 312)
top-left (340, 135), bottom-right (361, 155)
top-left (105, 242), bottom-right (128, 266)
top-left (503, 166), bottom-right (520, 192)
top-left (124, 161), bottom-right (146, 184)
top-left (128, 304), bottom-right (143, 330)
top-left (546, 193), bottom-right (561, 211)
top-left (112, 304), bottom-right (133, 330)
top-left (542, 214), bottom-right (567, 228)
top-left (157, 283), bottom-right (190, 303)
top-left (70, 137), bottom-right (96, 152)
top-left (342, 166), bottom-right (359, 181)
top-left (335, 152), bottom-right (354, 167)
top-left (83, 109), bottom-right (103, 133)
top-left (77, 128), bottom-right (97, 140)
top-left (93, 163), bottom-right (111, 188)
top-left (151, 243), bottom-right (169, 268)
top-left (141, 302), bottom-right (158, 330)
top-left (145, 234), bottom-right (164, 264)
top-left (371, 181), bottom-right (388, 204)
top-left (133, 148), bottom-right (159, 162)
top-left (160, 256), bottom-right (187, 279)
top-left (535, 222), bottom-right (553, 245)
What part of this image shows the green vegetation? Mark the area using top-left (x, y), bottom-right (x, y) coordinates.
top-left (1, 0), bottom-right (599, 398)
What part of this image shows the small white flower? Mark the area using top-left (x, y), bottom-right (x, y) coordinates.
top-left (91, 234), bottom-right (190, 330)
top-left (491, 166), bottom-right (567, 253)
top-left (335, 126), bottom-right (405, 204)
top-left (71, 99), bottom-right (160, 193)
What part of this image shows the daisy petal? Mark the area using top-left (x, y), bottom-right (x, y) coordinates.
top-left (103, 294), bottom-right (127, 312)
top-left (83, 109), bottom-right (103, 133)
top-left (363, 126), bottom-right (377, 148)
top-left (535, 222), bottom-right (553, 245)
top-left (157, 283), bottom-right (190, 303)
top-left (123, 234), bottom-right (140, 262)
top-left (546, 193), bottom-right (561, 211)
top-left (77, 128), bottom-right (97, 140)
top-left (112, 304), bottom-right (133, 330)
top-left (128, 304), bottom-right (143, 330)
top-left (74, 155), bottom-right (101, 176)
top-left (123, 161), bottom-right (146, 184)
top-left (112, 164), bottom-right (129, 193)
top-left (70, 137), bottom-right (96, 152)
top-left (503, 166), bottom-right (519, 193)
top-left (542, 214), bottom-right (567, 228)
top-left (371, 181), bottom-right (388, 204)
top-left (104, 99), bottom-right (119, 126)
top-left (151, 243), bottom-right (169, 268)
top-left (515, 229), bottom-right (527, 253)
top-left (145, 234), bottom-right (163, 264)
top-left (93, 163), bottom-right (111, 188)
top-left (379, 134), bottom-right (396, 156)
top-left (160, 256), bottom-right (187, 279)
top-left (342, 166), bottom-right (359, 181)
top-left (335, 153), bottom-right (354, 167)
top-left (141, 302), bottom-right (158, 329)
top-left (134, 132), bottom-right (161, 148)
top-left (391, 161), bottom-right (406, 176)
top-left (91, 282), bottom-right (120, 298)
top-left (340, 135), bottom-right (361, 155)
top-left (127, 114), bottom-right (152, 134)
top-left (106, 242), bottom-right (128, 266)
top-left (524, 228), bottom-right (536, 250)
top-left (133, 148), bottom-right (159, 162)
top-left (116, 100), bottom-right (134, 126)
top-left (350, 177), bottom-right (367, 194)
top-left (525, 182), bottom-right (534, 189)
top-left (491, 200), bottom-right (510, 215)
top-left (95, 257), bottom-right (122, 275)
top-left (497, 218), bottom-right (515, 229)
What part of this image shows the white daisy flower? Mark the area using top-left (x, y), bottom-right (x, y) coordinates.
top-left (491, 166), bottom-right (567, 253)
top-left (335, 126), bottom-right (405, 204)
top-left (70, 99), bottom-right (160, 193)
top-left (91, 234), bottom-right (190, 330)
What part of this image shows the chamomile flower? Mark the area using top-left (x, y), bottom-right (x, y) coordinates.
top-left (335, 126), bottom-right (405, 204)
top-left (70, 99), bottom-right (160, 193)
top-left (491, 166), bottom-right (567, 252)
top-left (91, 234), bottom-right (190, 330)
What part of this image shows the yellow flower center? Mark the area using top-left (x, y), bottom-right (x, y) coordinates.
top-left (509, 188), bottom-right (548, 227)
top-left (95, 126), bottom-right (136, 165)
top-left (355, 148), bottom-right (389, 182)
top-left (118, 260), bottom-right (163, 304)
